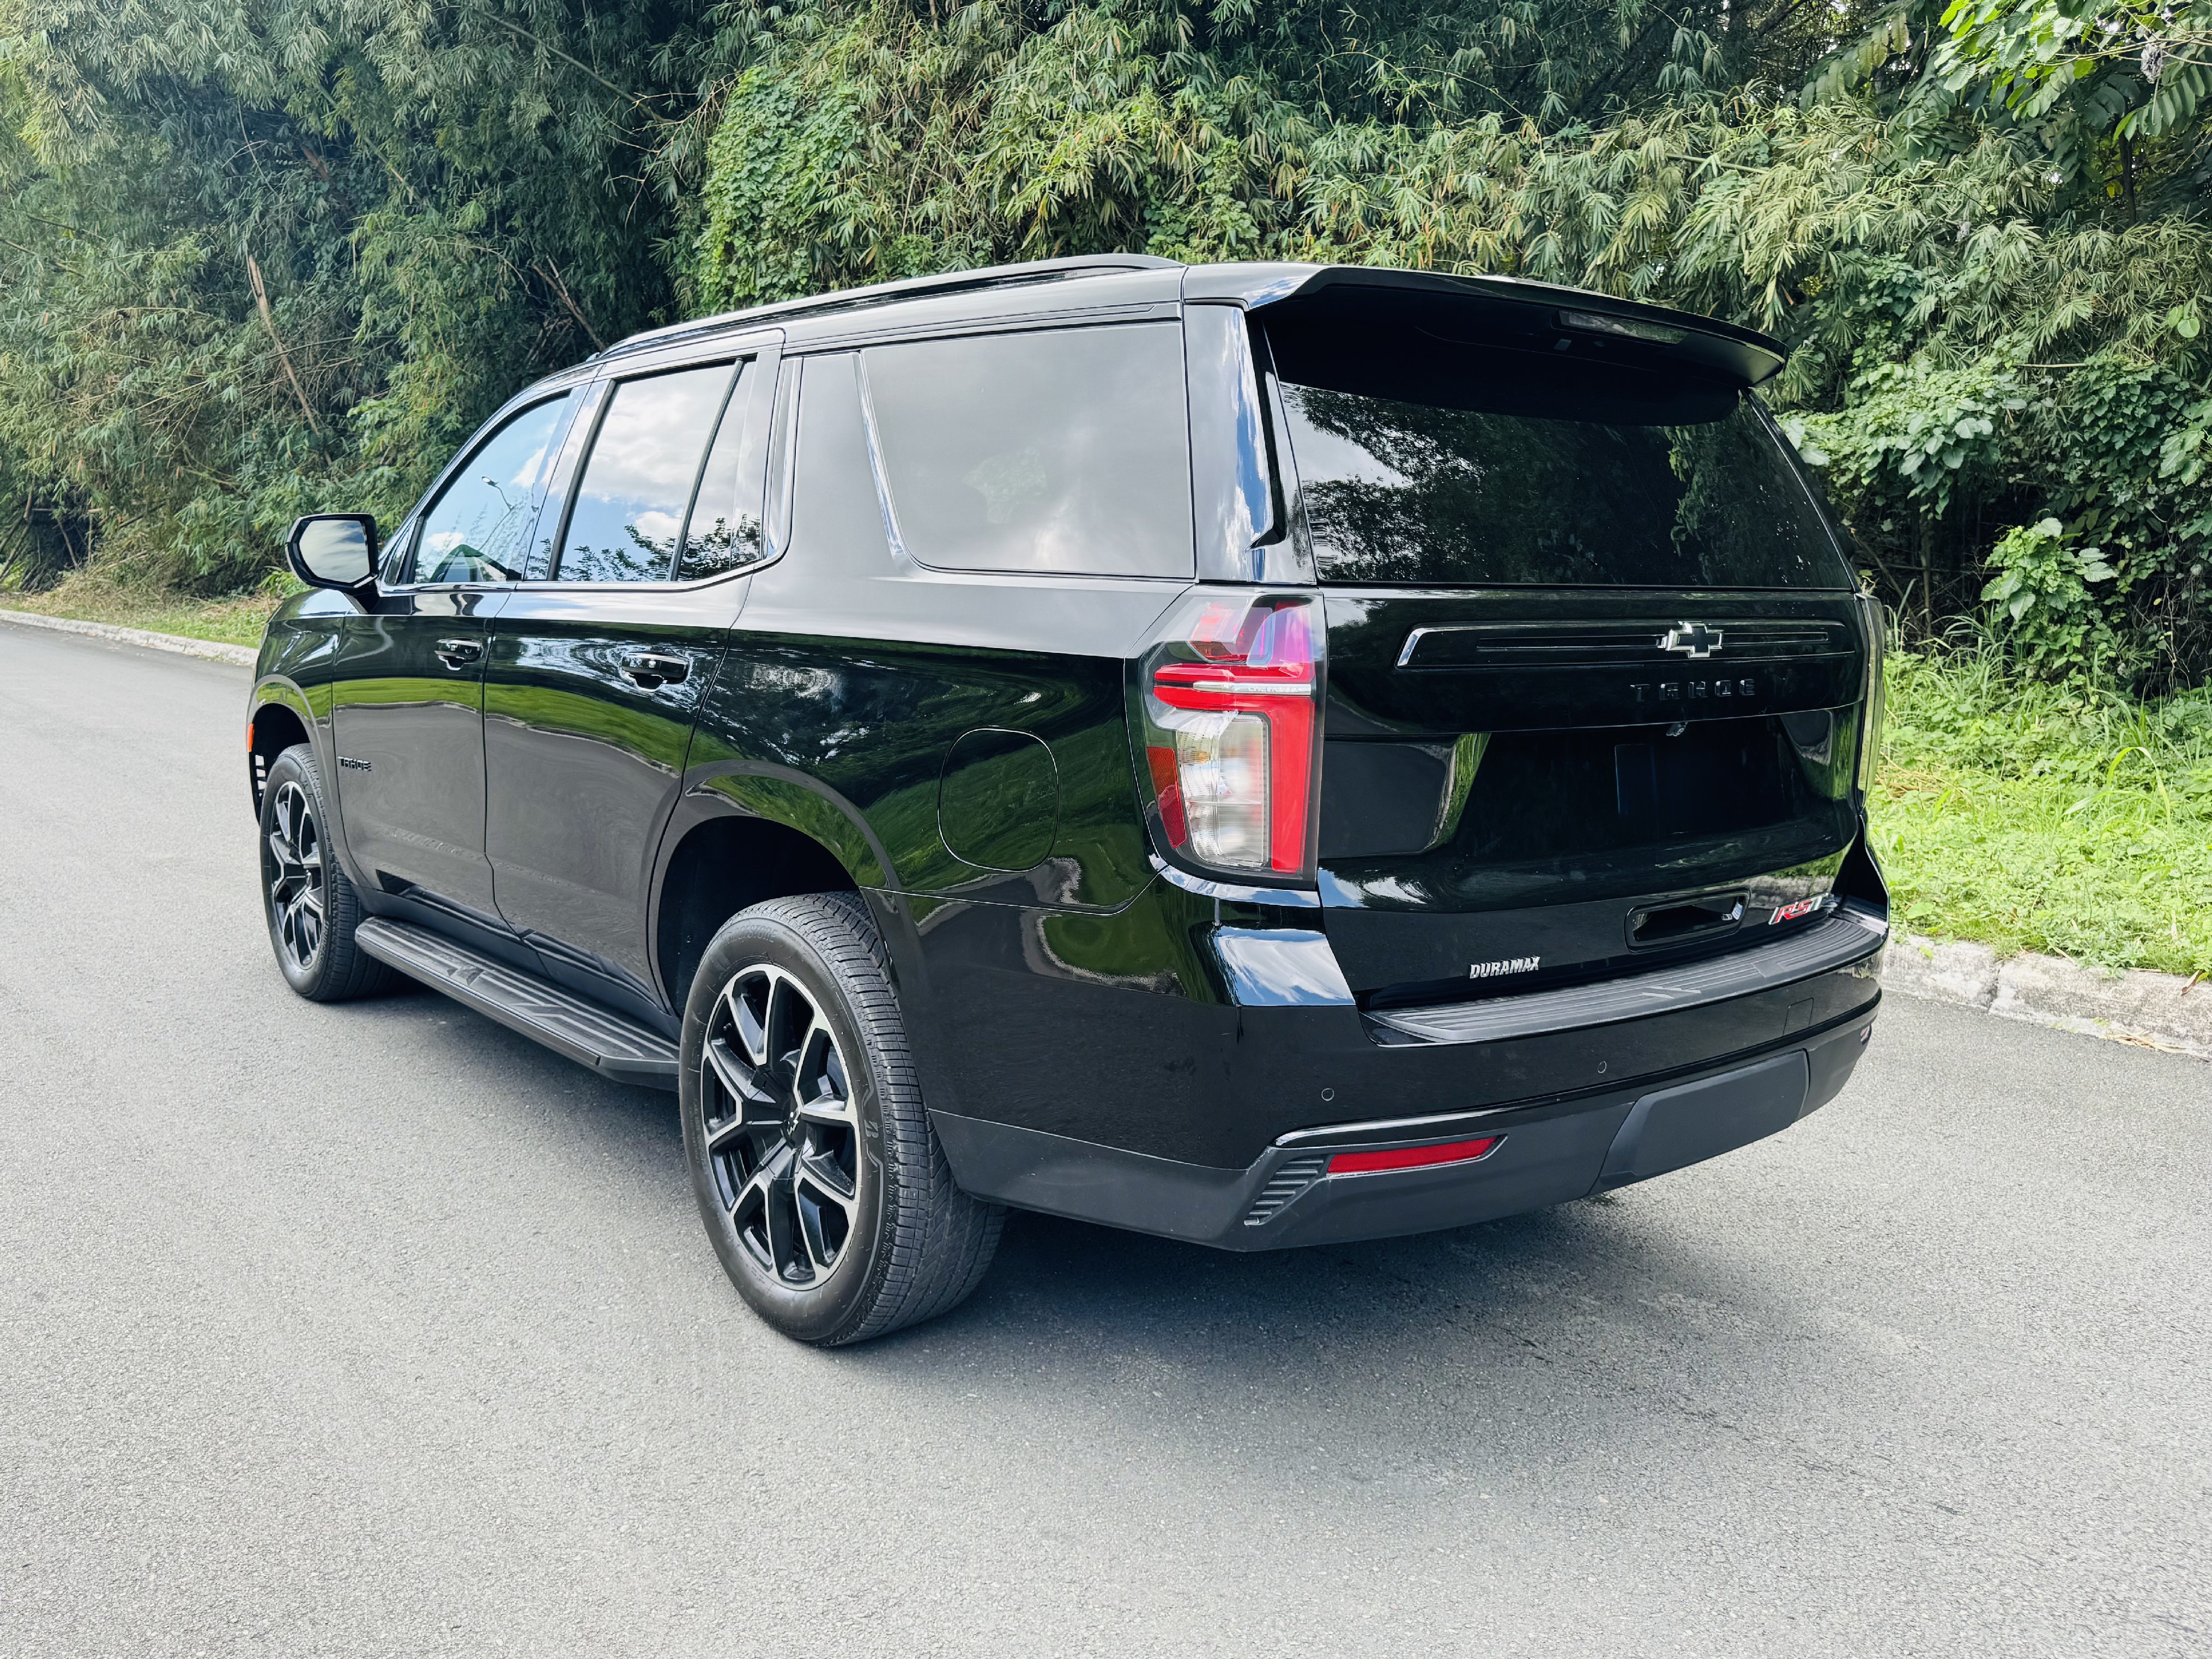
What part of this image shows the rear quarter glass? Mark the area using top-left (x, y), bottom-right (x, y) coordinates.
top-left (860, 323), bottom-right (1195, 579)
top-left (1264, 318), bottom-right (1850, 590)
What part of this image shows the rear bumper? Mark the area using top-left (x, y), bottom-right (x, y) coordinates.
top-left (931, 1004), bottom-right (1876, 1251)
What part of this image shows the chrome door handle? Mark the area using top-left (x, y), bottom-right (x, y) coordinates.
top-left (619, 651), bottom-right (691, 689)
top-left (433, 638), bottom-right (484, 669)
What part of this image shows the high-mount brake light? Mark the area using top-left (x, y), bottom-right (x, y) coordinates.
top-left (1328, 1136), bottom-right (1501, 1175)
top-left (1139, 594), bottom-right (1319, 877)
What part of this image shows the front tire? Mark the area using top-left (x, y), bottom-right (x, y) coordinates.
top-left (258, 743), bottom-right (395, 1002)
top-left (679, 893), bottom-right (1002, 1345)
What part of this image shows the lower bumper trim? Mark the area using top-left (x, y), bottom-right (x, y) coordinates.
top-left (933, 1014), bottom-right (1873, 1251)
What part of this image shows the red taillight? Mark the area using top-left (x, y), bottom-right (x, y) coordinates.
top-left (1327, 1136), bottom-right (1500, 1175)
top-left (1139, 596), bottom-right (1318, 877)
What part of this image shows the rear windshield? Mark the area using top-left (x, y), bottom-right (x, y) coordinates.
top-left (1268, 330), bottom-right (1849, 590)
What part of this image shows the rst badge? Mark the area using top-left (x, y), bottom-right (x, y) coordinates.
top-left (1470, 955), bottom-right (1541, 980)
top-left (1769, 894), bottom-right (1837, 925)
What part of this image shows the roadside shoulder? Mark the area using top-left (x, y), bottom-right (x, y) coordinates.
top-left (1885, 932), bottom-right (2212, 1062)
top-left (0, 607), bottom-right (257, 669)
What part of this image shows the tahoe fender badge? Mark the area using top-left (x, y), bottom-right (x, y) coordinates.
top-left (337, 755), bottom-right (372, 772)
top-left (1470, 955), bottom-right (1540, 980)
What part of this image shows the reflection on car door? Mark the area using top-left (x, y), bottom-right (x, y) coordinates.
top-left (484, 344), bottom-right (779, 1015)
top-left (329, 392), bottom-right (574, 932)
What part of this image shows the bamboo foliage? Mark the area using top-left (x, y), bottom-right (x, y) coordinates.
top-left (0, 0), bottom-right (2207, 682)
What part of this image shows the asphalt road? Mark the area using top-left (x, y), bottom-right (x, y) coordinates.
top-left (3, 620), bottom-right (2207, 1659)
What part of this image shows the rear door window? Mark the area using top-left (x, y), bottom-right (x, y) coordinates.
top-left (861, 323), bottom-right (1194, 578)
top-left (409, 395), bottom-right (571, 585)
top-left (556, 364), bottom-right (735, 583)
top-left (674, 362), bottom-right (761, 580)
top-left (1268, 325), bottom-right (1850, 589)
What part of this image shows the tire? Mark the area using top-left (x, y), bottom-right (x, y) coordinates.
top-left (258, 743), bottom-right (396, 1002)
top-left (679, 892), bottom-right (1004, 1345)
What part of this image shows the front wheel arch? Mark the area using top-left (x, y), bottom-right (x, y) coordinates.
top-left (248, 687), bottom-right (313, 819)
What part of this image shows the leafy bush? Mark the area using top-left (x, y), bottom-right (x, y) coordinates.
top-left (1981, 517), bottom-right (2120, 677)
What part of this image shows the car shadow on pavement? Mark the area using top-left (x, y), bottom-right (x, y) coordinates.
top-left (874, 1190), bottom-right (1802, 1400)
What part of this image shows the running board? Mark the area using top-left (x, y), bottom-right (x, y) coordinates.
top-left (355, 917), bottom-right (680, 1091)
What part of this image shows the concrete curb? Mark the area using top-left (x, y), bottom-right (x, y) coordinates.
top-left (1883, 933), bottom-right (2211, 1061)
top-left (0, 606), bottom-right (258, 668)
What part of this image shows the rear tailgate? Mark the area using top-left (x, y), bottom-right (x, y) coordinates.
top-left (1225, 271), bottom-right (1878, 1010)
top-left (1316, 587), bottom-right (1865, 1003)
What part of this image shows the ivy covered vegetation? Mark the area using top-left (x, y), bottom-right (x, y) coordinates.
top-left (2, 0), bottom-right (2209, 690)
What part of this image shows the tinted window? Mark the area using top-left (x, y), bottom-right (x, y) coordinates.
top-left (862, 324), bottom-right (1193, 578)
top-left (676, 363), bottom-right (760, 580)
top-left (1268, 323), bottom-right (1848, 590)
top-left (409, 396), bottom-right (570, 585)
top-left (557, 364), bottom-right (733, 583)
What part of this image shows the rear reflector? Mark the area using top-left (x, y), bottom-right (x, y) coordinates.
top-left (1327, 1136), bottom-right (1500, 1175)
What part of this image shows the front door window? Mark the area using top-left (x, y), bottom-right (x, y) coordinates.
top-left (411, 398), bottom-right (572, 585)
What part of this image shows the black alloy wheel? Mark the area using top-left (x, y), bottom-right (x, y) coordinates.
top-left (700, 964), bottom-right (863, 1285)
top-left (679, 893), bottom-right (1002, 1345)
top-left (264, 779), bottom-right (326, 972)
top-left (256, 743), bottom-right (394, 1002)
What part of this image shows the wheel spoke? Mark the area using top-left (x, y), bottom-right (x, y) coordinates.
top-left (729, 1145), bottom-right (779, 1220)
top-left (765, 974), bottom-right (807, 1077)
top-left (794, 1185), bottom-right (841, 1275)
top-left (724, 977), bottom-right (770, 1068)
top-left (794, 1147), bottom-right (856, 1207)
top-left (759, 1165), bottom-right (803, 1280)
top-left (706, 1116), bottom-right (782, 1164)
top-left (793, 1022), bottom-right (853, 1124)
top-left (703, 1034), bottom-right (778, 1122)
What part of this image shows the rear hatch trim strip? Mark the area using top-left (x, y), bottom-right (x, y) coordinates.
top-left (1368, 904), bottom-right (1886, 1047)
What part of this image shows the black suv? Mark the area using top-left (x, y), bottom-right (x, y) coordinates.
top-left (252, 256), bottom-right (1889, 1344)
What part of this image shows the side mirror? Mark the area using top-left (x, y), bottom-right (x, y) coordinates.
top-left (287, 514), bottom-right (379, 591)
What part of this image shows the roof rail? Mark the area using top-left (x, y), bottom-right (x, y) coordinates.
top-left (594, 254), bottom-right (1184, 363)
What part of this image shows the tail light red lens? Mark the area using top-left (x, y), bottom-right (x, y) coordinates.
top-left (1327, 1136), bottom-right (1500, 1175)
top-left (1137, 593), bottom-right (1319, 879)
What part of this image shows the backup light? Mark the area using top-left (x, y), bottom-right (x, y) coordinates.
top-left (1139, 593), bottom-right (1320, 879)
top-left (1328, 1136), bottom-right (1501, 1175)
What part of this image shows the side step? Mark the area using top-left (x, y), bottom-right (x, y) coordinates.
top-left (356, 917), bottom-right (680, 1091)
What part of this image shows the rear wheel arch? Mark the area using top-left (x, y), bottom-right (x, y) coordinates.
top-left (654, 807), bottom-right (862, 1016)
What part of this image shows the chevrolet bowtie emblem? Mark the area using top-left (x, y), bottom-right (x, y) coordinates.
top-left (1658, 622), bottom-right (1724, 658)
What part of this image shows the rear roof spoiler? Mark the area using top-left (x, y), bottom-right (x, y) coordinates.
top-left (1183, 262), bottom-right (1786, 389)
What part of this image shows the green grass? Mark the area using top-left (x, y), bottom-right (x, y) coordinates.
top-left (2, 572), bottom-right (288, 648)
top-left (1870, 646), bottom-right (2212, 979)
